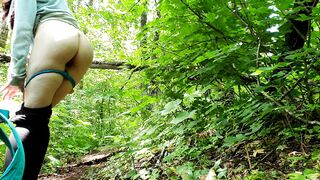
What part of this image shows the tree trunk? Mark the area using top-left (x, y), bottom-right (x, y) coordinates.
top-left (140, 10), bottom-right (148, 47)
top-left (285, 0), bottom-right (319, 50)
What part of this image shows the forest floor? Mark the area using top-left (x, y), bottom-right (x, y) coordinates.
top-left (37, 141), bottom-right (320, 179)
top-left (38, 150), bottom-right (118, 180)
top-left (39, 165), bottom-right (90, 180)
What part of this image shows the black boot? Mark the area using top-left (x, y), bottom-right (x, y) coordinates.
top-left (5, 104), bottom-right (52, 180)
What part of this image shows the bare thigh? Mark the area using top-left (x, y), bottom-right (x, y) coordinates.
top-left (24, 20), bottom-right (80, 108)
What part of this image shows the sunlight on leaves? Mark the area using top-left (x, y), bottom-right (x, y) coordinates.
top-left (171, 110), bottom-right (196, 124)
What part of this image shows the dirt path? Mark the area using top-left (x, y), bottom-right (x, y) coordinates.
top-left (39, 166), bottom-right (89, 180)
top-left (39, 150), bottom-right (118, 180)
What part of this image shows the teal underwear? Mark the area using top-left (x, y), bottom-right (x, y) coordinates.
top-left (25, 69), bottom-right (76, 88)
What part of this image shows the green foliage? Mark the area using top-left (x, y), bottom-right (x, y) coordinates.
top-left (1, 0), bottom-right (320, 178)
top-left (288, 169), bottom-right (320, 180)
top-left (93, 0), bottom-right (319, 178)
top-left (47, 0), bottom-right (320, 178)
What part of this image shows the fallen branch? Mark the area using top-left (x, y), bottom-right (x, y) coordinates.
top-left (90, 61), bottom-right (135, 70)
top-left (245, 144), bottom-right (252, 169)
top-left (70, 149), bottom-right (123, 167)
top-left (251, 149), bottom-right (275, 170)
top-left (0, 53), bottom-right (134, 70)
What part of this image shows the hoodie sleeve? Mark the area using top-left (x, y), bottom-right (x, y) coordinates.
top-left (7, 0), bottom-right (37, 87)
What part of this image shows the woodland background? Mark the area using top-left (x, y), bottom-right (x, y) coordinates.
top-left (1, 0), bottom-right (320, 179)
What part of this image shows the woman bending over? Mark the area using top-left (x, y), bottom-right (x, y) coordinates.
top-left (0, 0), bottom-right (93, 179)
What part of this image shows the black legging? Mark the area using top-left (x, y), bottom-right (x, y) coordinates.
top-left (5, 104), bottom-right (52, 180)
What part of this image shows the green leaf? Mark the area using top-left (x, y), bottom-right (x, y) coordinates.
top-left (171, 110), bottom-right (196, 124)
top-left (161, 99), bottom-right (182, 115)
top-left (250, 122), bottom-right (263, 134)
top-left (76, 120), bottom-right (92, 126)
top-left (213, 159), bottom-right (221, 169)
top-left (288, 172), bottom-right (306, 180)
top-left (193, 55), bottom-right (206, 64)
top-left (296, 14), bottom-right (313, 21)
top-left (217, 168), bottom-right (227, 178)
top-left (223, 134), bottom-right (247, 147)
top-left (251, 69), bottom-right (263, 76)
top-left (303, 169), bottom-right (318, 175)
top-left (192, 51), bottom-right (217, 64)
top-left (276, 62), bottom-right (292, 68)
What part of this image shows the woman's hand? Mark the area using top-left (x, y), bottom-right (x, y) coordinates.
top-left (0, 84), bottom-right (21, 100)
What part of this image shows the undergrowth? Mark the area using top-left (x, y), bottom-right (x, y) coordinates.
top-left (1, 0), bottom-right (320, 179)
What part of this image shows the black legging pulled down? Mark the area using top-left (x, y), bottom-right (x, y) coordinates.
top-left (5, 104), bottom-right (52, 180)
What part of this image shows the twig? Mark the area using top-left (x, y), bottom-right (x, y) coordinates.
top-left (251, 149), bottom-right (274, 169)
top-left (279, 74), bottom-right (305, 102)
top-left (279, 58), bottom-right (317, 101)
top-left (226, 2), bottom-right (258, 41)
top-left (256, 38), bottom-right (261, 85)
top-left (156, 146), bottom-right (167, 166)
top-left (304, 59), bottom-right (314, 104)
top-left (128, 0), bottom-right (142, 12)
top-left (245, 144), bottom-right (252, 169)
top-left (262, 91), bottom-right (320, 125)
top-left (179, 0), bottom-right (227, 39)
top-left (238, 0), bottom-right (257, 37)
top-left (120, 68), bottom-right (137, 90)
top-left (263, 161), bottom-right (286, 175)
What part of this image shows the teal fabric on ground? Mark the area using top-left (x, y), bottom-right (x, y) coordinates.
top-left (25, 69), bottom-right (76, 88)
top-left (0, 109), bottom-right (25, 180)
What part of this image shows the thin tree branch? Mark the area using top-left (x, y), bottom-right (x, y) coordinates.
top-left (262, 91), bottom-right (320, 125)
top-left (179, 0), bottom-right (227, 39)
top-left (226, 1), bottom-right (257, 39)
top-left (279, 58), bottom-right (318, 101)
